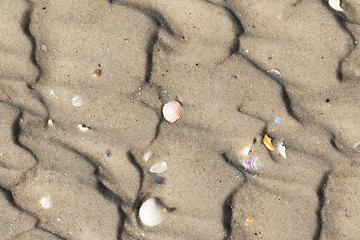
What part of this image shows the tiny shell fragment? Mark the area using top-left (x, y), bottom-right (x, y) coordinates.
top-left (72, 95), bottom-right (83, 107)
top-left (150, 162), bottom-right (167, 173)
top-left (353, 142), bottom-right (360, 152)
top-left (162, 101), bottom-right (184, 123)
top-left (239, 146), bottom-right (251, 157)
top-left (276, 141), bottom-right (286, 159)
top-left (93, 69), bottom-right (102, 78)
top-left (47, 119), bottom-right (54, 126)
top-left (263, 134), bottom-right (275, 151)
top-left (143, 150), bottom-right (153, 162)
top-left (139, 198), bottom-right (163, 227)
top-left (78, 124), bottom-right (90, 132)
top-left (39, 196), bottom-right (52, 209)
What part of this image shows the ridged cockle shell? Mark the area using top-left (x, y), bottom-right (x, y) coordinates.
top-left (162, 101), bottom-right (184, 123)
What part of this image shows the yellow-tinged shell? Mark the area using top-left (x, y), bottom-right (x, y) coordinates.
top-left (162, 101), bottom-right (184, 123)
top-left (263, 134), bottom-right (275, 151)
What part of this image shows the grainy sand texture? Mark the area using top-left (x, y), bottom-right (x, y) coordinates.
top-left (1, 0), bottom-right (360, 239)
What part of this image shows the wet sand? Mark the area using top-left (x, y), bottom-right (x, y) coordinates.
top-left (1, 0), bottom-right (360, 239)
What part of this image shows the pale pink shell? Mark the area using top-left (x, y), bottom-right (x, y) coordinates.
top-left (162, 101), bottom-right (184, 123)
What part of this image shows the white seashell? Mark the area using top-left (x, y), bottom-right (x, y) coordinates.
top-left (266, 69), bottom-right (281, 78)
top-left (78, 124), bottom-right (90, 132)
top-left (150, 162), bottom-right (167, 173)
top-left (47, 119), bottom-right (54, 126)
top-left (72, 95), bottom-right (83, 107)
top-left (239, 146), bottom-right (251, 157)
top-left (41, 44), bottom-right (47, 52)
top-left (241, 156), bottom-right (260, 171)
top-left (162, 101), bottom-right (183, 123)
top-left (328, 0), bottom-right (343, 12)
top-left (143, 150), bottom-right (153, 162)
top-left (39, 196), bottom-right (52, 209)
top-left (139, 198), bottom-right (163, 227)
top-left (276, 141), bottom-right (287, 159)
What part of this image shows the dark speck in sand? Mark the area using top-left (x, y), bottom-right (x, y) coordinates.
top-left (326, 98), bottom-right (330, 103)
top-left (155, 176), bottom-right (165, 184)
top-left (106, 149), bottom-right (112, 157)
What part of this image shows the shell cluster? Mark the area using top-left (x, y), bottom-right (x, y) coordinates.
top-left (162, 101), bottom-right (183, 123)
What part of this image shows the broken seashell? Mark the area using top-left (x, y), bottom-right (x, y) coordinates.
top-left (328, 0), bottom-right (343, 12)
top-left (263, 134), bottom-right (275, 151)
top-left (139, 198), bottom-right (163, 227)
top-left (162, 101), bottom-right (184, 123)
top-left (239, 146), bottom-right (251, 157)
top-left (143, 150), bottom-right (153, 162)
top-left (72, 95), bottom-right (83, 107)
top-left (246, 217), bottom-right (254, 226)
top-left (353, 142), bottom-right (360, 152)
top-left (78, 124), bottom-right (90, 132)
top-left (276, 141), bottom-right (286, 159)
top-left (241, 156), bottom-right (260, 171)
top-left (39, 196), bottom-right (52, 209)
top-left (93, 69), bottom-right (102, 78)
top-left (47, 119), bottom-right (54, 126)
top-left (150, 162), bottom-right (167, 173)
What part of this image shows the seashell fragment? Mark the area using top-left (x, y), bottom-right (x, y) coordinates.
top-left (93, 69), bottom-right (102, 78)
top-left (246, 217), bottom-right (254, 226)
top-left (150, 162), bottom-right (167, 173)
top-left (72, 95), bottom-right (83, 107)
top-left (266, 69), bottom-right (281, 78)
top-left (78, 124), bottom-right (90, 132)
top-left (239, 146), bottom-right (251, 157)
top-left (139, 198), bottom-right (163, 227)
top-left (275, 141), bottom-right (286, 159)
top-left (162, 101), bottom-right (184, 123)
top-left (39, 196), bottom-right (52, 209)
top-left (143, 150), bottom-right (153, 162)
top-left (241, 156), bottom-right (260, 171)
top-left (47, 119), bottom-right (54, 126)
top-left (353, 142), bottom-right (360, 152)
top-left (328, 0), bottom-right (343, 12)
top-left (263, 134), bottom-right (275, 151)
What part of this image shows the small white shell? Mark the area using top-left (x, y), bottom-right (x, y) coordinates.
top-left (266, 69), bottom-right (281, 78)
top-left (239, 146), bottom-right (251, 157)
top-left (143, 150), bottom-right (153, 162)
top-left (328, 0), bottom-right (343, 12)
top-left (276, 141), bottom-right (286, 159)
top-left (72, 95), bottom-right (83, 107)
top-left (78, 124), bottom-right (90, 132)
top-left (241, 156), bottom-right (260, 171)
top-left (162, 101), bottom-right (183, 123)
top-left (39, 196), bottom-right (52, 209)
top-left (47, 119), bottom-right (54, 126)
top-left (139, 198), bottom-right (163, 227)
top-left (150, 162), bottom-right (167, 173)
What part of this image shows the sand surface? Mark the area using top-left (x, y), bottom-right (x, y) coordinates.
top-left (1, 0), bottom-right (360, 239)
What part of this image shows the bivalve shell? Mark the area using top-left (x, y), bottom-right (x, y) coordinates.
top-left (241, 156), bottom-right (260, 171)
top-left (162, 101), bottom-right (183, 123)
top-left (139, 198), bottom-right (163, 227)
top-left (150, 162), bottom-right (167, 173)
top-left (353, 142), bottom-right (360, 153)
